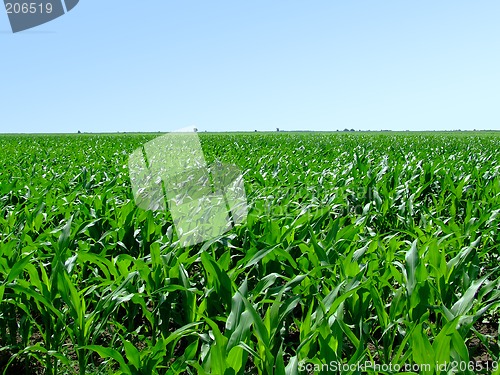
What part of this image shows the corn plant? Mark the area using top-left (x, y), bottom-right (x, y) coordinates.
top-left (0, 131), bottom-right (499, 374)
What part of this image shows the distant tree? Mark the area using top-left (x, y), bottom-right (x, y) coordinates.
top-left (194, 128), bottom-right (198, 132)
top-left (255, 130), bottom-right (257, 132)
top-left (276, 128), bottom-right (280, 132)
top-left (350, 129), bottom-right (355, 132)
top-left (77, 130), bottom-right (81, 134)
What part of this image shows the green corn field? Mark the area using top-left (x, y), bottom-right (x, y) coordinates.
top-left (0, 131), bottom-right (499, 374)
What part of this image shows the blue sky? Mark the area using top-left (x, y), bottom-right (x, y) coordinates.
top-left (1, 1), bottom-right (499, 133)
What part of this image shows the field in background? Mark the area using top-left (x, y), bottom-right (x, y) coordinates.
top-left (0, 132), bottom-right (499, 374)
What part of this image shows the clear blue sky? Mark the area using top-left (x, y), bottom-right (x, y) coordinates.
top-left (1, 1), bottom-right (499, 133)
